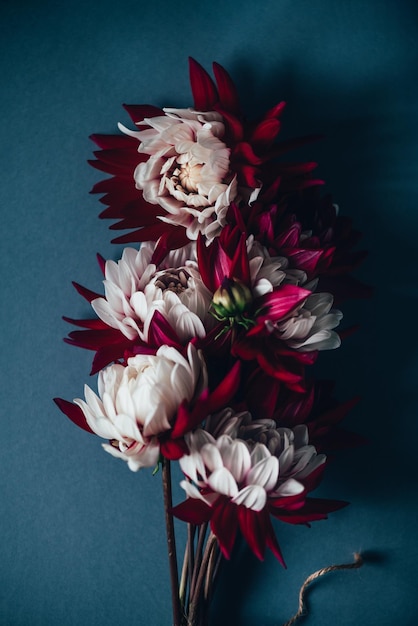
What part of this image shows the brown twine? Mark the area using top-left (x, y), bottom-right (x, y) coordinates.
top-left (282, 552), bottom-right (363, 626)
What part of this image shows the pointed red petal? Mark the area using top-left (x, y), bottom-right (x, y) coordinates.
top-left (122, 104), bottom-right (164, 123)
top-left (53, 398), bottom-right (95, 434)
top-left (188, 58), bottom-right (218, 111)
top-left (238, 507), bottom-right (267, 561)
top-left (207, 361), bottom-right (241, 413)
top-left (251, 118), bottom-right (281, 145)
top-left (90, 134), bottom-right (135, 150)
top-left (62, 316), bottom-right (108, 330)
top-left (265, 515), bottom-right (286, 566)
top-left (146, 310), bottom-right (182, 349)
top-left (96, 253), bottom-right (106, 275)
top-left (212, 62), bottom-right (240, 114)
top-left (214, 107), bottom-right (244, 142)
top-left (210, 498), bottom-right (238, 559)
top-left (72, 281), bottom-right (102, 303)
top-left (264, 101), bottom-right (286, 119)
top-left (171, 499), bottom-right (212, 525)
top-left (258, 285), bottom-right (310, 321)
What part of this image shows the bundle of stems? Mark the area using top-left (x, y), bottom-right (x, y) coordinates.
top-left (162, 459), bottom-right (222, 626)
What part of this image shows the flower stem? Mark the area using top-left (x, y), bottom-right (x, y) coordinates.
top-left (187, 533), bottom-right (217, 626)
top-left (162, 458), bottom-right (181, 626)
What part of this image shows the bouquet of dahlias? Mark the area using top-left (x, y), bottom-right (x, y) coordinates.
top-left (55, 59), bottom-right (368, 626)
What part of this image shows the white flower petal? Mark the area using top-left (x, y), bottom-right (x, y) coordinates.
top-left (232, 485), bottom-right (267, 511)
top-left (220, 440), bottom-right (252, 484)
top-left (201, 443), bottom-right (223, 472)
top-left (245, 456), bottom-right (279, 492)
top-left (273, 478), bottom-right (304, 497)
top-left (208, 467), bottom-right (239, 498)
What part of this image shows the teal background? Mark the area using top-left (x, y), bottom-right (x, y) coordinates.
top-left (1, 1), bottom-right (417, 624)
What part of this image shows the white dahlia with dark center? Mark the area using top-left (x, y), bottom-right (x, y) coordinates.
top-left (91, 242), bottom-right (213, 344)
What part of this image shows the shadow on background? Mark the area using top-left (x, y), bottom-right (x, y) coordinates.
top-left (209, 47), bottom-right (418, 623)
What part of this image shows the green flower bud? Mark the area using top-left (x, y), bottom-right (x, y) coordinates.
top-left (212, 278), bottom-right (253, 321)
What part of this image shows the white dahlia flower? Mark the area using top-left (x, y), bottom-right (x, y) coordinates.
top-left (179, 424), bottom-right (325, 512)
top-left (74, 344), bottom-right (207, 471)
top-left (274, 292), bottom-right (343, 352)
top-left (119, 108), bottom-right (259, 241)
top-left (91, 242), bottom-right (213, 344)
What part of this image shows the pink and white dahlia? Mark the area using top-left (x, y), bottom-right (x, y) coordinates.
top-left (90, 59), bottom-right (322, 250)
top-left (91, 242), bottom-right (213, 344)
top-left (119, 108), bottom-right (246, 242)
top-left (74, 344), bottom-right (207, 471)
top-left (64, 241), bottom-right (215, 373)
top-left (173, 421), bottom-right (344, 563)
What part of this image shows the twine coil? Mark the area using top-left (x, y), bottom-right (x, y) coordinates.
top-left (282, 552), bottom-right (363, 626)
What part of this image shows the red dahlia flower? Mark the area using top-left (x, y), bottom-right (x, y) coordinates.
top-left (242, 186), bottom-right (371, 300)
top-left (197, 223), bottom-right (342, 391)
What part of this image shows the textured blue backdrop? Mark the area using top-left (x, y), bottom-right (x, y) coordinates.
top-left (1, 1), bottom-right (418, 624)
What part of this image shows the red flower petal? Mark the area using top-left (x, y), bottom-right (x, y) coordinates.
top-left (251, 118), bottom-right (281, 145)
top-left (171, 498), bottom-right (212, 525)
top-left (210, 498), bottom-right (238, 559)
top-left (160, 438), bottom-right (188, 461)
top-left (72, 281), bottom-right (102, 303)
top-left (90, 134), bottom-right (135, 150)
top-left (62, 316), bottom-right (108, 331)
top-left (214, 107), bottom-right (244, 142)
top-left (122, 104), bottom-right (164, 124)
top-left (206, 361), bottom-right (241, 413)
top-left (237, 507), bottom-right (267, 561)
top-left (188, 57), bottom-right (218, 111)
top-left (146, 310), bottom-right (182, 350)
top-left (212, 62), bottom-right (240, 114)
top-left (264, 101), bottom-right (286, 119)
top-left (53, 398), bottom-right (95, 434)
top-left (257, 285), bottom-right (310, 321)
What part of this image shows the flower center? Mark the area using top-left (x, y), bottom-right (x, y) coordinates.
top-left (153, 269), bottom-right (191, 294)
top-left (172, 162), bottom-right (203, 194)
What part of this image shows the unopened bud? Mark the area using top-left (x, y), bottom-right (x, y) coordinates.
top-left (212, 278), bottom-right (253, 320)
